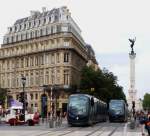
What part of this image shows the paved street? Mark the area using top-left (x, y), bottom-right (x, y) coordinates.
top-left (0, 120), bottom-right (148, 136)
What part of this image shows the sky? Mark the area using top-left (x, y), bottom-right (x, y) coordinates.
top-left (0, 0), bottom-right (150, 99)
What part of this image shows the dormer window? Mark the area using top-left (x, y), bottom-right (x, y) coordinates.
top-left (55, 15), bottom-right (58, 21)
top-left (49, 17), bottom-right (51, 22)
top-left (15, 26), bottom-right (17, 31)
top-left (44, 18), bottom-right (46, 24)
top-left (67, 15), bottom-right (69, 20)
top-left (29, 22), bottom-right (31, 28)
top-left (9, 27), bottom-right (12, 33)
top-left (33, 21), bottom-right (35, 26)
top-left (24, 24), bottom-right (26, 29)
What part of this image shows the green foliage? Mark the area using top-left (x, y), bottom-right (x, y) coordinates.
top-left (80, 66), bottom-right (126, 104)
top-left (143, 93), bottom-right (150, 110)
top-left (0, 88), bottom-right (7, 106)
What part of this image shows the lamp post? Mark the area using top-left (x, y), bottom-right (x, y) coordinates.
top-left (49, 86), bottom-right (54, 128)
top-left (42, 84), bottom-right (48, 122)
top-left (21, 75), bottom-right (26, 122)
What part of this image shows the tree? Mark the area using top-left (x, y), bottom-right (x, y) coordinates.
top-left (79, 66), bottom-right (126, 104)
top-left (0, 88), bottom-right (7, 107)
top-left (143, 93), bottom-right (150, 110)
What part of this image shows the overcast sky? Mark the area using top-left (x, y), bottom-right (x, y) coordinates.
top-left (0, 0), bottom-right (149, 99)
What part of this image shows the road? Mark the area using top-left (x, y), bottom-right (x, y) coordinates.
top-left (0, 121), bottom-right (147, 136)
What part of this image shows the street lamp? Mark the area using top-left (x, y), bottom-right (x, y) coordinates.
top-left (49, 86), bottom-right (54, 128)
top-left (21, 75), bottom-right (26, 122)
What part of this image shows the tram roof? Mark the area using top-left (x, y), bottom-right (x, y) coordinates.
top-left (69, 93), bottom-right (107, 105)
top-left (109, 99), bottom-right (125, 103)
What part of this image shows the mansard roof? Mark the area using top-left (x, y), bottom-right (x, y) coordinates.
top-left (14, 8), bottom-right (60, 25)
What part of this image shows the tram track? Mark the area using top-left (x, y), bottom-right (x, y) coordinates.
top-left (27, 125), bottom-right (84, 136)
top-left (54, 122), bottom-right (107, 136)
top-left (22, 122), bottom-right (122, 136)
top-left (32, 122), bottom-right (106, 136)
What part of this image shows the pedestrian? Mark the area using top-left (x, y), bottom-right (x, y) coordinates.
top-left (139, 111), bottom-right (147, 135)
top-left (145, 112), bottom-right (150, 136)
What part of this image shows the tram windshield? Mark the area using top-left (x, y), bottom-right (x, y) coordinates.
top-left (68, 96), bottom-right (89, 115)
top-left (109, 101), bottom-right (124, 113)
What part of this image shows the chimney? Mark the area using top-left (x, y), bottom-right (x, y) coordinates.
top-left (42, 7), bottom-right (46, 13)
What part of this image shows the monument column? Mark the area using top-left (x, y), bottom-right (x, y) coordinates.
top-left (128, 38), bottom-right (137, 110)
top-left (128, 52), bottom-right (137, 109)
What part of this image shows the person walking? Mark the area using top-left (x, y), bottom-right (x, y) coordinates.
top-left (139, 111), bottom-right (147, 135)
top-left (145, 112), bottom-right (150, 136)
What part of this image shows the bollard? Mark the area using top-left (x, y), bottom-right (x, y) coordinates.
top-left (49, 118), bottom-right (54, 128)
top-left (130, 118), bottom-right (135, 129)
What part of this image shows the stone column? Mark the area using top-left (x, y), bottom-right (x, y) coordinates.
top-left (128, 52), bottom-right (137, 110)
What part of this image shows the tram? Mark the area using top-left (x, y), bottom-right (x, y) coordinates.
top-left (108, 99), bottom-right (128, 122)
top-left (67, 94), bottom-right (107, 126)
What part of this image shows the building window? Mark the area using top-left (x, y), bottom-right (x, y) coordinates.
top-left (35, 30), bottom-right (38, 37)
top-left (45, 54), bottom-right (49, 64)
top-left (51, 53), bottom-right (55, 64)
top-left (25, 57), bottom-right (29, 67)
top-left (51, 69), bottom-right (55, 84)
top-left (55, 15), bottom-right (58, 21)
top-left (56, 25), bottom-right (61, 33)
top-left (35, 56), bottom-right (38, 66)
top-left (35, 93), bottom-right (38, 100)
top-left (35, 103), bottom-right (38, 107)
top-left (35, 72), bottom-right (39, 85)
top-left (45, 71), bottom-right (49, 84)
top-left (30, 73), bottom-right (34, 86)
top-left (30, 57), bottom-right (34, 66)
top-left (24, 24), bottom-right (26, 29)
top-left (56, 53), bottom-right (60, 63)
top-left (44, 18), bottom-right (46, 24)
top-left (64, 70), bottom-right (69, 85)
top-left (64, 53), bottom-right (69, 62)
top-left (29, 22), bottom-right (31, 28)
top-left (51, 26), bottom-right (53, 33)
top-left (26, 73), bottom-right (29, 87)
top-left (7, 61), bottom-right (10, 70)
top-left (64, 41), bottom-right (69, 47)
top-left (56, 70), bottom-right (60, 84)
top-left (11, 36), bottom-right (14, 42)
top-left (30, 93), bottom-right (33, 100)
top-left (16, 35), bottom-right (18, 41)
top-left (40, 55), bottom-right (44, 65)
top-left (39, 71), bottom-right (43, 86)
top-left (30, 32), bottom-right (32, 38)
top-left (40, 29), bottom-right (43, 36)
top-left (16, 94), bottom-right (19, 100)
top-left (21, 58), bottom-right (24, 68)
top-left (49, 17), bottom-right (51, 22)
top-left (16, 76), bottom-right (19, 87)
top-left (16, 59), bottom-right (19, 68)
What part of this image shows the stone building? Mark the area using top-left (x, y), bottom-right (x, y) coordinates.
top-left (0, 6), bottom-right (98, 116)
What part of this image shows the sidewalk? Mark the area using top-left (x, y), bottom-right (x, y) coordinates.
top-left (38, 117), bottom-right (67, 128)
top-left (128, 120), bottom-right (149, 136)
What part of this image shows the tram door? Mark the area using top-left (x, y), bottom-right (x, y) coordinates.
top-left (41, 94), bottom-right (47, 118)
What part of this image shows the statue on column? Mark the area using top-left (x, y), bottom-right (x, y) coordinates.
top-left (129, 37), bottom-right (136, 54)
